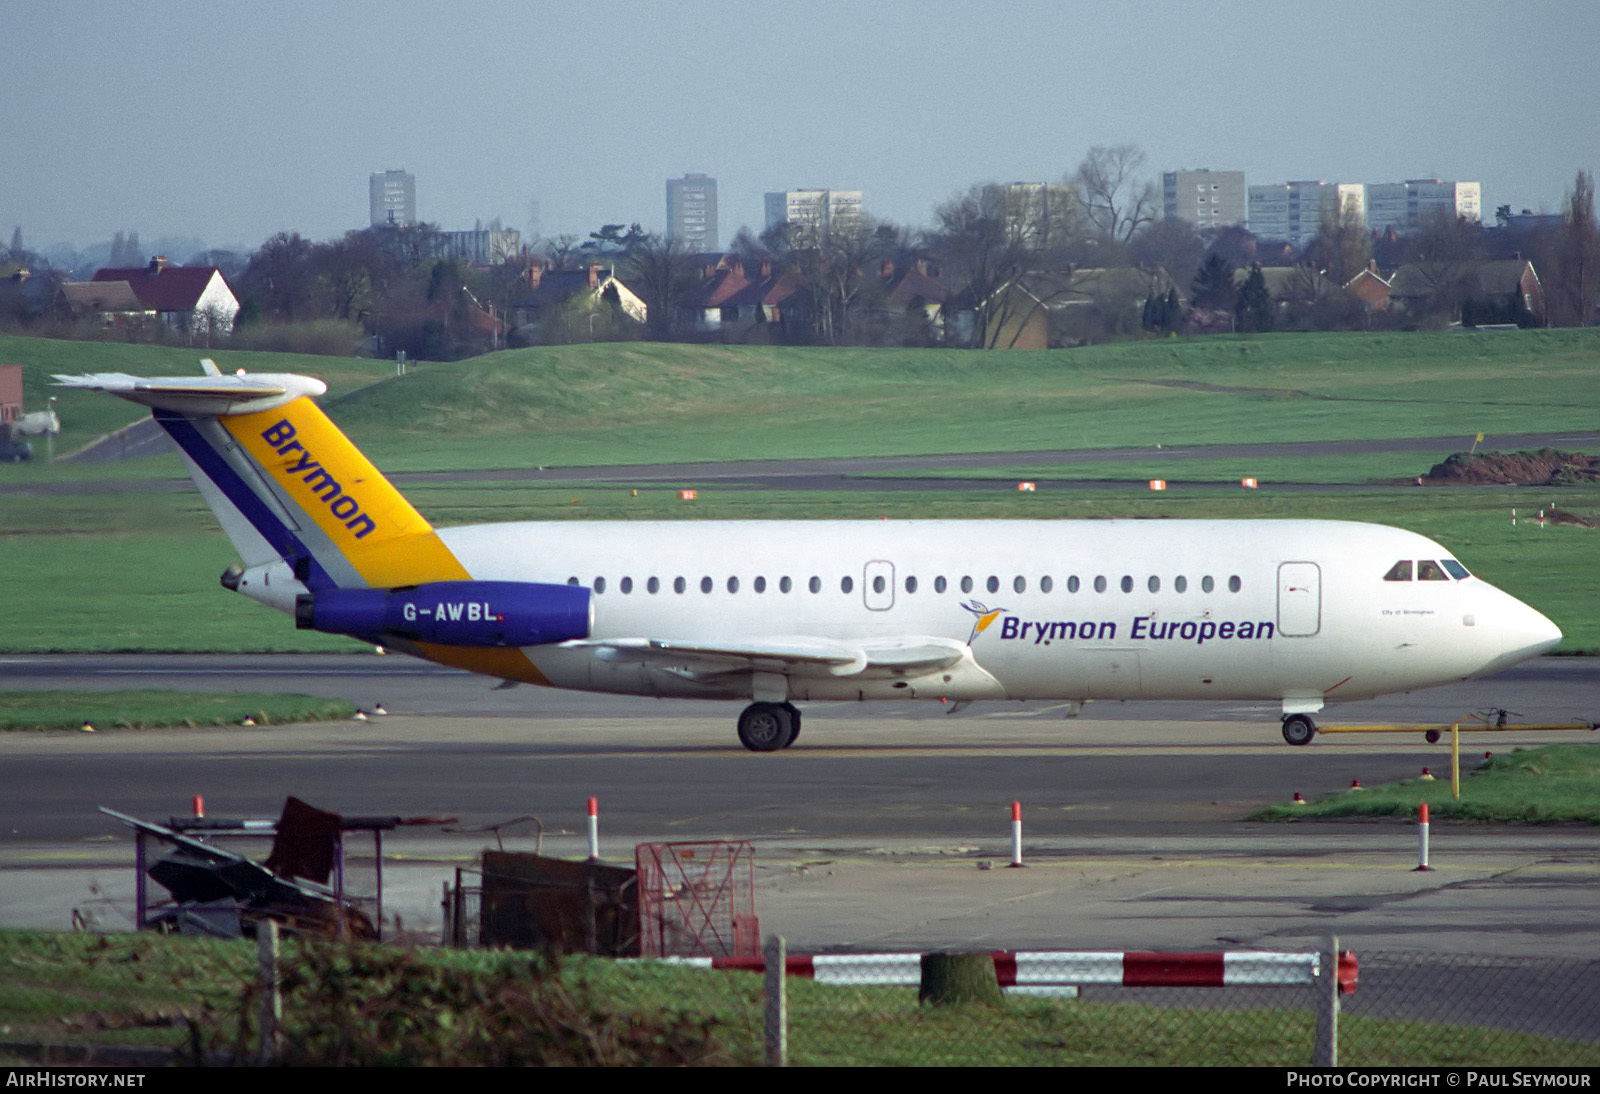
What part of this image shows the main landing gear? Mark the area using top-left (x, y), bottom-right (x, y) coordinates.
top-left (1281, 713), bottom-right (1317, 746)
top-left (737, 701), bottom-right (802, 752)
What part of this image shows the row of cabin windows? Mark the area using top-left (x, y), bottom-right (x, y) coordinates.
top-left (567, 573), bottom-right (1247, 596)
top-left (1383, 559), bottom-right (1470, 582)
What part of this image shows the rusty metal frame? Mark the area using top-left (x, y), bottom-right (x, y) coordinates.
top-left (635, 840), bottom-right (758, 958)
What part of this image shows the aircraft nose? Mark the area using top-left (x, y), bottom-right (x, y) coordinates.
top-left (1523, 603), bottom-right (1563, 656)
top-left (1473, 589), bottom-right (1562, 674)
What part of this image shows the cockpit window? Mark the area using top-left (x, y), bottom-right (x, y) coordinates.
top-left (1441, 559), bottom-right (1470, 580)
top-left (1417, 560), bottom-right (1449, 581)
top-left (1383, 560), bottom-right (1413, 582)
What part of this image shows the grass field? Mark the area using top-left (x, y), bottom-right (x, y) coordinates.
top-left (2, 931), bottom-right (1593, 1066)
top-left (0, 330), bottom-right (1595, 652)
top-left (0, 690), bottom-right (357, 731)
top-left (1255, 744), bottom-right (1600, 824)
top-left (4, 328), bottom-right (1597, 474)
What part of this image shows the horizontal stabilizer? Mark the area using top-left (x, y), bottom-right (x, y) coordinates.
top-left (54, 367), bottom-right (326, 416)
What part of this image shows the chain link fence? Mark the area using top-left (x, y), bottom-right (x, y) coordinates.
top-left (2, 931), bottom-right (1597, 1066)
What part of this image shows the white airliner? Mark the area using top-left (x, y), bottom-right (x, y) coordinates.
top-left (57, 363), bottom-right (1562, 750)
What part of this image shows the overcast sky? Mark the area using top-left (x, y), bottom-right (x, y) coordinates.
top-left (4, 0), bottom-right (1596, 254)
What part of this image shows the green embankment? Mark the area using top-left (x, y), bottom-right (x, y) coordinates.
top-left (0, 331), bottom-right (1595, 652)
top-left (322, 330), bottom-right (1600, 471)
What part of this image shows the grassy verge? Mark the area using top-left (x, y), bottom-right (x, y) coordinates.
top-left (0, 691), bottom-right (358, 731)
top-left (2, 932), bottom-right (1594, 1066)
top-left (1254, 744), bottom-right (1600, 824)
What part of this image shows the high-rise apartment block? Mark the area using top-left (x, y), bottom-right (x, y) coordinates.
top-left (666, 173), bottom-right (718, 252)
top-left (1248, 177), bottom-right (1481, 248)
top-left (763, 188), bottom-right (864, 240)
top-left (437, 229), bottom-right (523, 266)
top-left (1248, 181), bottom-right (1365, 250)
top-left (1162, 170), bottom-right (1245, 229)
top-left (1364, 180), bottom-right (1481, 234)
top-left (369, 169), bottom-right (417, 228)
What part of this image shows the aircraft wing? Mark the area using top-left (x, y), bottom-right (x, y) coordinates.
top-left (573, 635), bottom-right (967, 678)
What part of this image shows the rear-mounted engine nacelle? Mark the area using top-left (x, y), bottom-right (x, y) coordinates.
top-left (296, 581), bottom-right (591, 647)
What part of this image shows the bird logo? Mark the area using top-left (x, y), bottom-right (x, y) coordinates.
top-left (960, 600), bottom-right (1007, 645)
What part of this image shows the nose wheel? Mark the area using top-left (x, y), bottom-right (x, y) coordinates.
top-left (1282, 713), bottom-right (1317, 746)
top-left (737, 701), bottom-right (801, 751)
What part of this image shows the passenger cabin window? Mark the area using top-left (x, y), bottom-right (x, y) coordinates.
top-left (620, 577), bottom-right (633, 594)
top-left (1417, 560), bottom-right (1449, 581)
top-left (1120, 575), bottom-right (1133, 593)
top-left (960, 576), bottom-right (974, 593)
top-left (1201, 576), bottom-right (1215, 593)
top-left (647, 577), bottom-right (660, 594)
top-left (1067, 576), bottom-right (1080, 593)
top-left (1040, 576), bottom-right (1053, 593)
top-left (809, 576), bottom-right (821, 593)
top-left (1175, 576), bottom-right (1188, 593)
top-left (986, 576), bottom-right (999, 594)
top-left (700, 576), bottom-right (713, 593)
top-left (1228, 575), bottom-right (1242, 592)
top-left (780, 576), bottom-right (793, 593)
top-left (727, 576), bottom-right (740, 593)
top-left (594, 577), bottom-right (607, 593)
top-left (754, 576), bottom-right (767, 593)
top-left (906, 576), bottom-right (918, 593)
top-left (1148, 576), bottom-right (1160, 593)
top-left (841, 575), bottom-right (854, 593)
top-left (1093, 576), bottom-right (1107, 593)
top-left (1013, 576), bottom-right (1026, 593)
top-left (934, 576), bottom-right (947, 593)
top-left (674, 577), bottom-right (686, 594)
top-left (872, 575), bottom-right (886, 594)
top-left (1384, 560), bottom-right (1414, 582)
top-left (567, 576), bottom-right (579, 586)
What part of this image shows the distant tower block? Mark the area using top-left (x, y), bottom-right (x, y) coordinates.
top-left (667, 174), bottom-right (718, 252)
top-left (370, 169), bottom-right (416, 228)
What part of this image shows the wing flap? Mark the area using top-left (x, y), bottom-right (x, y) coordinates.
top-left (571, 635), bottom-right (965, 678)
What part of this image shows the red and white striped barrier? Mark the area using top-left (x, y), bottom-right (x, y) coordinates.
top-left (662, 949), bottom-right (1358, 993)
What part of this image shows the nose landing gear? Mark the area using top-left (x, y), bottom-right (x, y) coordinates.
top-left (1282, 713), bottom-right (1317, 746)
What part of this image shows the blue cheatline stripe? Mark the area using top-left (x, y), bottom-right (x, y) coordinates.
top-left (154, 409), bottom-right (339, 591)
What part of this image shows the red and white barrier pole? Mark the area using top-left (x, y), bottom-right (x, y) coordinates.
top-left (192, 795), bottom-right (204, 819)
top-left (1415, 802), bottom-right (1432, 872)
top-left (586, 796), bottom-right (599, 862)
top-left (1009, 801), bottom-right (1024, 868)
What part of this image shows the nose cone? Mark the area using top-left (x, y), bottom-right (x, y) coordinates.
top-left (1469, 587), bottom-right (1562, 678)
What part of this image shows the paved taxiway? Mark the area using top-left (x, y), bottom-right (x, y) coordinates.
top-left (2, 656), bottom-right (1596, 965)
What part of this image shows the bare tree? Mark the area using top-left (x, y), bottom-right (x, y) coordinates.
top-left (621, 231), bottom-right (697, 338)
top-left (1553, 170), bottom-right (1599, 326)
top-left (1073, 145), bottom-right (1158, 244)
top-left (1304, 192), bottom-right (1372, 288)
top-left (1394, 208), bottom-right (1486, 321)
top-left (927, 183), bottom-right (1080, 348)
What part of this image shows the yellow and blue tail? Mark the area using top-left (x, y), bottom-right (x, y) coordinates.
top-left (55, 364), bottom-right (589, 664)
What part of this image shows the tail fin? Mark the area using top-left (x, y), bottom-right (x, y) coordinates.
top-left (55, 363), bottom-right (470, 591)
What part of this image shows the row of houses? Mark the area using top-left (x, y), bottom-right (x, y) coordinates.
top-left (32, 247), bottom-right (1549, 352)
